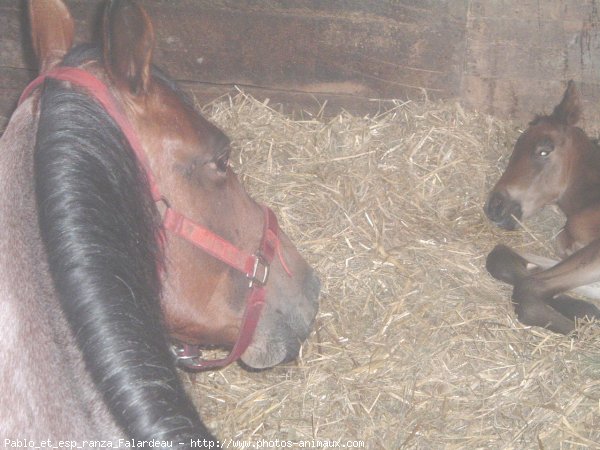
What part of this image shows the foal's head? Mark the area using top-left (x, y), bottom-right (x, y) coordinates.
top-left (34, 0), bottom-right (319, 369)
top-left (485, 81), bottom-right (588, 229)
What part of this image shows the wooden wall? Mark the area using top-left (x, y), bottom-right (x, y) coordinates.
top-left (465, 0), bottom-right (600, 127)
top-left (2, 0), bottom-right (600, 128)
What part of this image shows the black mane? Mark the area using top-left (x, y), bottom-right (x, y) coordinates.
top-left (34, 44), bottom-right (213, 444)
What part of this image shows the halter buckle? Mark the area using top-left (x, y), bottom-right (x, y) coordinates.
top-left (170, 343), bottom-right (201, 367)
top-left (248, 254), bottom-right (270, 287)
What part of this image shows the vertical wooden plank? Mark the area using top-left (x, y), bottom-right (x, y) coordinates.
top-left (462, 0), bottom-right (600, 126)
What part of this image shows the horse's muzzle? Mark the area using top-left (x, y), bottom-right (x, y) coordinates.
top-left (484, 191), bottom-right (522, 230)
top-left (304, 269), bottom-right (321, 308)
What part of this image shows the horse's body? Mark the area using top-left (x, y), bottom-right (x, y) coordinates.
top-left (0, 96), bottom-right (122, 442)
top-left (0, 0), bottom-right (319, 444)
top-left (485, 81), bottom-right (600, 334)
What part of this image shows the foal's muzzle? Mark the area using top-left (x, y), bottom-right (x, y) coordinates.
top-left (484, 191), bottom-right (522, 230)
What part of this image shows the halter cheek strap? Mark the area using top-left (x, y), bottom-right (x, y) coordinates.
top-left (170, 205), bottom-right (279, 370)
top-left (21, 67), bottom-right (291, 370)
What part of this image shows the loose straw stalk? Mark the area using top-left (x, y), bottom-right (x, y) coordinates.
top-left (183, 91), bottom-right (600, 449)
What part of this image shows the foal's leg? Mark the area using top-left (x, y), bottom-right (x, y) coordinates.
top-left (558, 206), bottom-right (600, 257)
top-left (487, 245), bottom-right (577, 333)
top-left (545, 295), bottom-right (600, 320)
top-left (488, 246), bottom-right (600, 299)
top-left (487, 244), bottom-right (600, 333)
top-left (513, 239), bottom-right (600, 333)
top-left (486, 244), bottom-right (531, 285)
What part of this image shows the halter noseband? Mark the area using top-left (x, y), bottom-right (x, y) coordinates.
top-left (20, 66), bottom-right (290, 370)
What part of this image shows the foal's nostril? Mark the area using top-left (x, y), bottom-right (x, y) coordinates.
top-left (484, 190), bottom-right (523, 230)
top-left (485, 191), bottom-right (506, 221)
top-left (512, 203), bottom-right (523, 222)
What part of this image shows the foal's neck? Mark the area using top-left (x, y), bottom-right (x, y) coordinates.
top-left (559, 134), bottom-right (600, 216)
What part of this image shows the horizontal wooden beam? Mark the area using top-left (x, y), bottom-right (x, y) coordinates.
top-left (2, 0), bottom-right (600, 129)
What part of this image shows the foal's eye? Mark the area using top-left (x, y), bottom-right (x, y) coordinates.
top-left (535, 141), bottom-right (554, 158)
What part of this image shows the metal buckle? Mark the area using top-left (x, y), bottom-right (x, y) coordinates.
top-left (156, 196), bottom-right (171, 220)
top-left (170, 343), bottom-right (201, 366)
top-left (248, 254), bottom-right (270, 288)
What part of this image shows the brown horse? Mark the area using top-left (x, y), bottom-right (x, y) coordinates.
top-left (484, 81), bottom-right (600, 334)
top-left (0, 0), bottom-right (319, 445)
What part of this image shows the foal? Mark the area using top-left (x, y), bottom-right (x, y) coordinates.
top-left (485, 81), bottom-right (600, 333)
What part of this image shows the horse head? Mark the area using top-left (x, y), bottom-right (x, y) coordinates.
top-left (484, 81), bottom-right (600, 334)
top-left (484, 81), bottom-right (588, 230)
top-left (12, 0), bottom-right (319, 442)
top-left (77, 0), bottom-right (318, 369)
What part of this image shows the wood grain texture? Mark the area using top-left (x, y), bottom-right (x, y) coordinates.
top-left (463, 0), bottom-right (600, 125)
top-left (2, 0), bottom-right (600, 127)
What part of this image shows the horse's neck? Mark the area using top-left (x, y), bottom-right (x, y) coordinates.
top-left (0, 98), bottom-right (119, 439)
top-left (559, 138), bottom-right (600, 216)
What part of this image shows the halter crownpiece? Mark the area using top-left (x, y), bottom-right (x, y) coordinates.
top-left (21, 66), bottom-right (292, 370)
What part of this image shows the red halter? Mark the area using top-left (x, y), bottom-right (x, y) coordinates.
top-left (20, 67), bottom-right (290, 370)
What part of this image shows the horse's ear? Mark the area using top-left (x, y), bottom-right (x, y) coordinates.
top-left (551, 80), bottom-right (581, 126)
top-left (29, 0), bottom-right (74, 74)
top-left (103, 0), bottom-right (154, 96)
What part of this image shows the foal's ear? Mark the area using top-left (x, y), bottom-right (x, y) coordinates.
top-left (551, 80), bottom-right (581, 126)
top-left (29, 0), bottom-right (74, 74)
top-left (103, 0), bottom-right (154, 96)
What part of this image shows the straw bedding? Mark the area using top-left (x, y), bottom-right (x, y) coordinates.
top-left (189, 91), bottom-right (600, 449)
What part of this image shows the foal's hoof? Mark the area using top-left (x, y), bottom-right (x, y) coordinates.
top-left (486, 244), bottom-right (529, 285)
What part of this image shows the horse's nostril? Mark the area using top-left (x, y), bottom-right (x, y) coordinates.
top-left (485, 193), bottom-right (498, 219)
top-left (304, 270), bottom-right (321, 303)
top-left (485, 191), bottom-right (512, 222)
top-left (513, 203), bottom-right (523, 221)
top-left (485, 190), bottom-right (523, 230)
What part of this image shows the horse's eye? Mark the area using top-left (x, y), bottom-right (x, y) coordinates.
top-left (215, 153), bottom-right (229, 173)
top-left (535, 142), bottom-right (554, 158)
